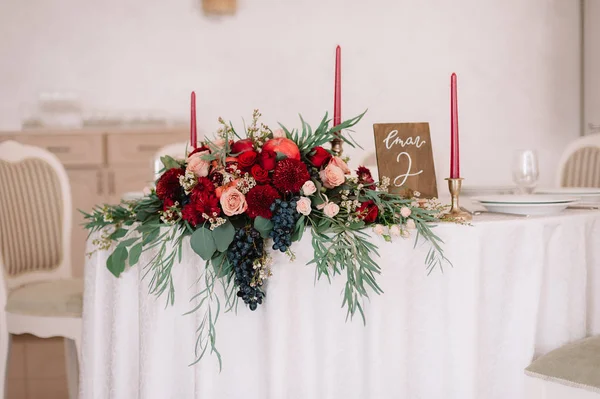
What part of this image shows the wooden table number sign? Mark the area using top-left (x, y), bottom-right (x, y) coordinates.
top-left (373, 123), bottom-right (438, 198)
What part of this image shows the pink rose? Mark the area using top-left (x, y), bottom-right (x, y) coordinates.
top-left (296, 196), bottom-right (312, 216)
top-left (373, 224), bottom-right (385, 236)
top-left (406, 219), bottom-right (416, 229)
top-left (323, 202), bottom-right (340, 218)
top-left (330, 156), bottom-right (351, 175)
top-left (187, 151), bottom-right (211, 178)
top-left (301, 180), bottom-right (317, 196)
top-left (220, 187), bottom-right (248, 216)
top-left (273, 128), bottom-right (286, 138)
top-left (389, 225), bottom-right (401, 236)
top-left (400, 206), bottom-right (412, 218)
top-left (319, 164), bottom-right (345, 189)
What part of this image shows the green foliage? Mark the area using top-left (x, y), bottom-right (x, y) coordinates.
top-left (107, 246), bottom-right (128, 277)
top-left (161, 155), bottom-right (181, 170)
top-left (212, 221), bottom-right (235, 252)
top-left (253, 216), bottom-right (273, 238)
top-left (191, 228), bottom-right (216, 260)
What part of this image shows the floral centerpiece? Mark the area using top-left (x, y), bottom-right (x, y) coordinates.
top-left (83, 110), bottom-right (448, 367)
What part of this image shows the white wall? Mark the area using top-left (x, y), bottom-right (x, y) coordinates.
top-left (0, 0), bottom-right (581, 188)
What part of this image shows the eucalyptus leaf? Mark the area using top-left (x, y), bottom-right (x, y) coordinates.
top-left (128, 243), bottom-right (143, 266)
top-left (191, 228), bottom-right (217, 260)
top-left (142, 228), bottom-right (160, 245)
top-left (111, 228), bottom-right (127, 240)
top-left (161, 155), bottom-right (181, 170)
top-left (107, 246), bottom-right (128, 277)
top-left (254, 216), bottom-right (274, 239)
top-left (117, 237), bottom-right (139, 248)
top-left (291, 216), bottom-right (305, 242)
top-left (212, 221), bottom-right (235, 252)
top-left (211, 251), bottom-right (232, 278)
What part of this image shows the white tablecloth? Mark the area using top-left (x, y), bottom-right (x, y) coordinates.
top-left (80, 211), bottom-right (600, 399)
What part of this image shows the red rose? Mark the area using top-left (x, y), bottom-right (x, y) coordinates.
top-left (259, 149), bottom-right (277, 171)
top-left (237, 150), bottom-right (258, 170)
top-left (250, 164), bottom-right (270, 183)
top-left (231, 138), bottom-right (254, 154)
top-left (356, 166), bottom-right (375, 186)
top-left (307, 146), bottom-right (332, 168)
top-left (356, 200), bottom-right (378, 223)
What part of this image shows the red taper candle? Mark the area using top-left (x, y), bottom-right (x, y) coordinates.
top-left (333, 45), bottom-right (341, 127)
top-left (450, 73), bottom-right (460, 178)
top-left (190, 91), bottom-right (197, 149)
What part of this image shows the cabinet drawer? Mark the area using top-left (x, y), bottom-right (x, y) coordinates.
top-left (18, 134), bottom-right (104, 166)
top-left (107, 133), bottom-right (186, 166)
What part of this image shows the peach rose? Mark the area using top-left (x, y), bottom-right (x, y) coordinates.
top-left (187, 151), bottom-right (211, 177)
top-left (323, 202), bottom-right (340, 218)
top-left (330, 156), bottom-right (351, 175)
top-left (373, 224), bottom-right (385, 236)
top-left (273, 128), bottom-right (286, 138)
top-left (220, 187), bottom-right (247, 216)
top-left (400, 206), bottom-right (412, 218)
top-left (301, 180), bottom-right (317, 196)
top-left (296, 196), bottom-right (312, 216)
top-left (319, 164), bottom-right (345, 189)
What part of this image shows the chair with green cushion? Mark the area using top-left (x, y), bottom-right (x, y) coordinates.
top-left (525, 336), bottom-right (600, 398)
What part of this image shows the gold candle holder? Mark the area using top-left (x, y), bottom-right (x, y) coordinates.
top-left (443, 178), bottom-right (472, 221)
top-left (331, 136), bottom-right (343, 156)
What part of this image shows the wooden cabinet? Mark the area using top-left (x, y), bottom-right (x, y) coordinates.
top-left (67, 169), bottom-right (103, 277)
top-left (0, 127), bottom-right (187, 277)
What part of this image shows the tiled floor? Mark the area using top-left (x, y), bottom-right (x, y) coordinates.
top-left (6, 334), bottom-right (68, 399)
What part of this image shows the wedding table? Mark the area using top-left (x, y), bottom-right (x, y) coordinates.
top-left (80, 210), bottom-right (600, 399)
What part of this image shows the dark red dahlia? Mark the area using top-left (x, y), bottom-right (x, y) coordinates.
top-left (162, 198), bottom-right (175, 211)
top-left (246, 185), bottom-right (280, 219)
top-left (356, 166), bottom-right (375, 186)
top-left (194, 176), bottom-right (216, 193)
top-left (156, 168), bottom-right (184, 201)
top-left (356, 200), bottom-right (379, 223)
top-left (272, 158), bottom-right (310, 193)
top-left (192, 191), bottom-right (221, 219)
top-left (250, 164), bottom-right (270, 183)
top-left (182, 204), bottom-right (203, 227)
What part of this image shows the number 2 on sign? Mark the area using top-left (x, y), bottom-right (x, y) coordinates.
top-left (393, 152), bottom-right (423, 187)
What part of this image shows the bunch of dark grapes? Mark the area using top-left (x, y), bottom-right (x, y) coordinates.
top-left (269, 198), bottom-right (300, 253)
top-left (227, 227), bottom-right (265, 311)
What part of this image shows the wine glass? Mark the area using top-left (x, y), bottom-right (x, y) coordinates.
top-left (512, 150), bottom-right (539, 194)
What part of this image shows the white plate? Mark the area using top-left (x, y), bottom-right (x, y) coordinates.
top-left (536, 188), bottom-right (600, 203)
top-left (462, 186), bottom-right (514, 196)
top-left (474, 201), bottom-right (575, 216)
top-left (472, 195), bottom-right (578, 216)
top-left (473, 195), bottom-right (578, 204)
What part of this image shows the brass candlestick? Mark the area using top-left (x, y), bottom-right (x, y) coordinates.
top-left (443, 178), bottom-right (472, 221)
top-left (331, 136), bottom-right (343, 156)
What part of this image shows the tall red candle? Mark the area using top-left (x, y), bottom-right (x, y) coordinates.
top-left (333, 45), bottom-right (341, 127)
top-left (450, 73), bottom-right (460, 178)
top-left (190, 91), bottom-right (197, 149)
